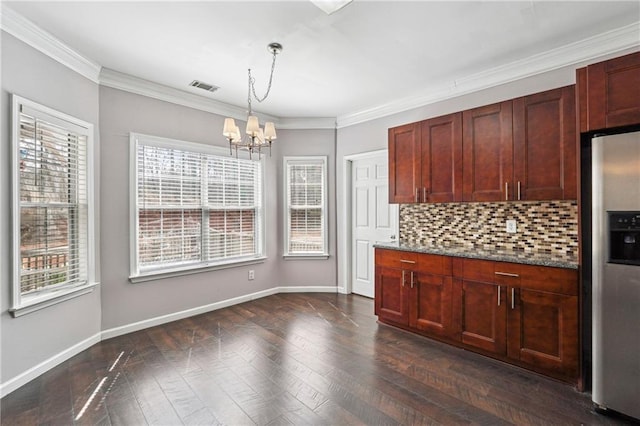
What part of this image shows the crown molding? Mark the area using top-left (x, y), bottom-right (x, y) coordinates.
top-left (100, 68), bottom-right (336, 130)
top-left (336, 21), bottom-right (640, 129)
top-left (0, 4), bottom-right (101, 83)
top-left (100, 68), bottom-right (258, 120)
top-left (277, 117), bottom-right (336, 130)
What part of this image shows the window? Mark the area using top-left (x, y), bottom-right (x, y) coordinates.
top-left (283, 156), bottom-right (328, 258)
top-left (11, 95), bottom-right (97, 316)
top-left (131, 133), bottom-right (264, 280)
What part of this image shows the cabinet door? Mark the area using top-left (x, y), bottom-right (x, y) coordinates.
top-left (585, 51), bottom-right (640, 131)
top-left (513, 86), bottom-right (577, 201)
top-left (410, 273), bottom-right (453, 338)
top-left (507, 289), bottom-right (579, 379)
top-left (389, 123), bottom-right (420, 203)
top-left (462, 101), bottom-right (513, 201)
top-left (457, 279), bottom-right (507, 354)
top-left (420, 113), bottom-right (463, 202)
top-left (375, 266), bottom-right (409, 325)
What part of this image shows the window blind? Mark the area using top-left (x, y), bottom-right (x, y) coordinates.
top-left (18, 110), bottom-right (89, 296)
top-left (285, 158), bottom-right (327, 255)
top-left (134, 136), bottom-right (263, 275)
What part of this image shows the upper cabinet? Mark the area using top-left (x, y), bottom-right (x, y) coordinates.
top-left (389, 114), bottom-right (462, 203)
top-left (389, 85), bottom-right (578, 203)
top-left (513, 86), bottom-right (577, 200)
top-left (420, 113), bottom-right (463, 203)
top-left (462, 101), bottom-right (514, 202)
top-left (577, 51), bottom-right (640, 132)
top-left (389, 123), bottom-right (421, 203)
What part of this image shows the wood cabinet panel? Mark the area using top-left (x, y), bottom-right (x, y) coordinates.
top-left (459, 279), bottom-right (507, 354)
top-left (415, 252), bottom-right (451, 276)
top-left (389, 123), bottom-right (420, 203)
top-left (513, 86), bottom-right (577, 200)
top-left (582, 52), bottom-right (640, 131)
top-left (460, 258), bottom-right (495, 282)
top-left (462, 101), bottom-right (513, 202)
top-left (420, 113), bottom-right (463, 202)
top-left (518, 264), bottom-right (578, 296)
top-left (507, 288), bottom-right (579, 377)
top-left (375, 248), bottom-right (418, 269)
top-left (411, 273), bottom-right (453, 338)
top-left (375, 266), bottom-right (409, 325)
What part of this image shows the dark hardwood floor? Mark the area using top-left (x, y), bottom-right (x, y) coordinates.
top-left (1, 293), bottom-right (633, 425)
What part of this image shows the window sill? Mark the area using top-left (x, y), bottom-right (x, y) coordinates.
top-left (130, 257), bottom-right (267, 283)
top-left (283, 254), bottom-right (330, 260)
top-left (10, 281), bottom-right (100, 318)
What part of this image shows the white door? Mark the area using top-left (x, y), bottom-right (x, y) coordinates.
top-left (351, 154), bottom-right (398, 298)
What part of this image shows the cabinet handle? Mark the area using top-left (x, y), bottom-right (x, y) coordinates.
top-left (402, 270), bottom-right (405, 287)
top-left (415, 188), bottom-right (420, 202)
top-left (505, 182), bottom-right (509, 201)
top-left (517, 181), bottom-right (521, 201)
top-left (423, 187), bottom-right (427, 202)
top-left (495, 271), bottom-right (519, 278)
top-left (511, 288), bottom-right (515, 310)
top-left (497, 285), bottom-right (501, 306)
top-left (410, 271), bottom-right (414, 289)
top-left (400, 259), bottom-right (416, 264)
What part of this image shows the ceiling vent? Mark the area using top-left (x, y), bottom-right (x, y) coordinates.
top-left (189, 80), bottom-right (219, 93)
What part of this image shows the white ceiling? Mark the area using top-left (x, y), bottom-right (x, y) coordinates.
top-left (3, 1), bottom-right (640, 122)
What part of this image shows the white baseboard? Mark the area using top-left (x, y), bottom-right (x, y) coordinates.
top-left (1, 285), bottom-right (338, 398)
top-left (101, 286), bottom-right (337, 340)
top-left (277, 285), bottom-right (339, 293)
top-left (0, 332), bottom-right (101, 398)
top-left (101, 286), bottom-right (280, 340)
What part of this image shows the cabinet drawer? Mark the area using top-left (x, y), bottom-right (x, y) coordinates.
top-left (416, 253), bottom-right (452, 275)
top-left (459, 258), bottom-right (495, 282)
top-left (375, 249), bottom-right (418, 269)
top-left (493, 262), bottom-right (521, 286)
top-left (519, 264), bottom-right (578, 296)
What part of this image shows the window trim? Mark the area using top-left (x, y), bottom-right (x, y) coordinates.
top-left (129, 133), bottom-right (266, 281)
top-left (11, 94), bottom-right (98, 316)
top-left (283, 156), bottom-right (329, 259)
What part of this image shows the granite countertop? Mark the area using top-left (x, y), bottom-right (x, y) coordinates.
top-left (374, 241), bottom-right (578, 269)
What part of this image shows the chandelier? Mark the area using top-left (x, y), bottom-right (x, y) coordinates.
top-left (223, 42), bottom-right (282, 158)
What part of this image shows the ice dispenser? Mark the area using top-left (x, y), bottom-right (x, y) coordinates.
top-left (608, 211), bottom-right (640, 266)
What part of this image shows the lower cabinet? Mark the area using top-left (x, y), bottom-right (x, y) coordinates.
top-left (375, 249), bottom-right (453, 338)
top-left (506, 264), bottom-right (579, 378)
top-left (410, 265), bottom-right (454, 339)
top-left (375, 249), bottom-right (579, 383)
top-left (456, 277), bottom-right (507, 354)
top-left (375, 266), bottom-right (410, 325)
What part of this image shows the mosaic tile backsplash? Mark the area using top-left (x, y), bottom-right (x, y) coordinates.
top-left (399, 201), bottom-right (578, 262)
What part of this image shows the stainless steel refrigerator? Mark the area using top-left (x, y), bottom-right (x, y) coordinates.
top-left (591, 131), bottom-right (640, 420)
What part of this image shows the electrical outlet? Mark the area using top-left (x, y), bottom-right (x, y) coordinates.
top-left (248, 270), bottom-right (255, 280)
top-left (506, 219), bottom-right (517, 233)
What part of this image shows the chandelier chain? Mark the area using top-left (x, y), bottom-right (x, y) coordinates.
top-left (248, 48), bottom-right (279, 111)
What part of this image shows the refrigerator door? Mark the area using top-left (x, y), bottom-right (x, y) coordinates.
top-left (592, 131), bottom-right (640, 420)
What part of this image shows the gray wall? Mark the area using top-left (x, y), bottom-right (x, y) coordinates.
top-left (0, 33), bottom-right (102, 384)
top-left (273, 129), bottom-right (337, 288)
top-left (99, 86), bottom-right (338, 331)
